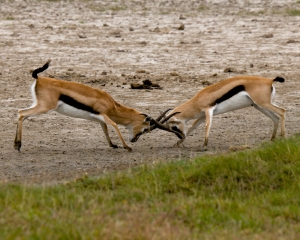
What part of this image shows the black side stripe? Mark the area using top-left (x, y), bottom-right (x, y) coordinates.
top-left (212, 85), bottom-right (245, 106)
top-left (59, 94), bottom-right (100, 114)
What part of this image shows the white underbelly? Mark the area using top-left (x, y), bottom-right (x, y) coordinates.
top-left (213, 91), bottom-right (253, 115)
top-left (55, 101), bottom-right (104, 122)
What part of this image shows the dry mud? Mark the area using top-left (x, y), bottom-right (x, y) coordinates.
top-left (1, 0), bottom-right (300, 184)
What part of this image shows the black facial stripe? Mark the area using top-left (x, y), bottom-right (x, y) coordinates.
top-left (213, 85), bottom-right (245, 105)
top-left (59, 94), bottom-right (100, 114)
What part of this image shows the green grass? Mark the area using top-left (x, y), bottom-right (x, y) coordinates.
top-left (287, 9), bottom-right (300, 16)
top-left (2, 135), bottom-right (300, 239)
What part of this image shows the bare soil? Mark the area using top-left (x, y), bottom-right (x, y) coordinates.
top-left (1, 0), bottom-right (300, 184)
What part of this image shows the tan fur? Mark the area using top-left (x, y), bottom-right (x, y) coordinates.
top-left (14, 76), bottom-right (149, 152)
top-left (166, 76), bottom-right (286, 150)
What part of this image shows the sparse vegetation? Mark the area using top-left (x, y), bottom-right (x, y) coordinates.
top-left (1, 135), bottom-right (300, 239)
top-left (198, 5), bottom-right (207, 11)
top-left (5, 16), bottom-right (15, 20)
top-left (287, 9), bottom-right (300, 16)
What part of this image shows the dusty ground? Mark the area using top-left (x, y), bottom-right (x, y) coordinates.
top-left (1, 0), bottom-right (300, 184)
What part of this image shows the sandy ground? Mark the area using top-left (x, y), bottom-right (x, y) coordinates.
top-left (1, 0), bottom-right (300, 184)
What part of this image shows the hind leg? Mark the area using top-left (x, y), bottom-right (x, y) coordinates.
top-left (255, 103), bottom-right (285, 140)
top-left (14, 105), bottom-right (55, 151)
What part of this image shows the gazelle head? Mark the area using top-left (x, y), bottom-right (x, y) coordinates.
top-left (164, 116), bottom-right (186, 138)
top-left (128, 114), bottom-right (153, 143)
top-left (129, 109), bottom-right (184, 142)
top-left (137, 109), bottom-right (185, 141)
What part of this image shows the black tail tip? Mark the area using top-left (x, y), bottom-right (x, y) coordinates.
top-left (273, 76), bottom-right (285, 83)
top-left (32, 59), bottom-right (51, 79)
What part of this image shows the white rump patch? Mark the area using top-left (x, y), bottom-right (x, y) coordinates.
top-left (27, 80), bottom-right (37, 109)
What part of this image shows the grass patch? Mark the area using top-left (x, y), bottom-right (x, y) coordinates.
top-left (287, 9), bottom-right (300, 16)
top-left (5, 16), bottom-right (15, 20)
top-left (198, 5), bottom-right (208, 11)
top-left (89, 5), bottom-right (127, 13)
top-left (1, 136), bottom-right (300, 239)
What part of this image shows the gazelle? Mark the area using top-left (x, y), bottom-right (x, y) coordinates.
top-left (14, 60), bottom-right (182, 152)
top-left (162, 76), bottom-right (286, 151)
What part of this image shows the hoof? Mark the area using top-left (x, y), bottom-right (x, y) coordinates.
top-left (199, 146), bottom-right (207, 152)
top-left (125, 146), bottom-right (132, 152)
top-left (14, 141), bottom-right (21, 152)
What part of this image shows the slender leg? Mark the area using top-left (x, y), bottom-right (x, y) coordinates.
top-left (256, 103), bottom-right (286, 139)
top-left (99, 122), bottom-right (118, 148)
top-left (253, 104), bottom-right (280, 140)
top-left (175, 116), bottom-right (206, 146)
top-left (102, 114), bottom-right (132, 152)
top-left (14, 105), bottom-right (55, 151)
top-left (202, 107), bottom-right (215, 151)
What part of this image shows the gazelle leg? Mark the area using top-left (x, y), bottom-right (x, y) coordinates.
top-left (14, 104), bottom-right (55, 151)
top-left (256, 103), bottom-right (286, 139)
top-left (253, 104), bottom-right (280, 140)
top-left (102, 114), bottom-right (132, 152)
top-left (201, 107), bottom-right (215, 151)
top-left (99, 122), bottom-right (118, 148)
top-left (175, 115), bottom-right (205, 146)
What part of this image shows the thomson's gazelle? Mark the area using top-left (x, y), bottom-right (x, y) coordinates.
top-left (164, 76), bottom-right (286, 150)
top-left (14, 60), bottom-right (180, 152)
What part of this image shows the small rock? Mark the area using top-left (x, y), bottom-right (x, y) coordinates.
top-left (103, 23), bottom-right (109, 27)
top-left (224, 67), bottom-right (235, 73)
top-left (169, 72), bottom-right (179, 76)
top-left (151, 82), bottom-right (160, 88)
top-left (202, 80), bottom-right (211, 86)
top-left (79, 33), bottom-right (87, 38)
top-left (286, 39), bottom-right (298, 44)
top-left (229, 145), bottom-right (251, 152)
top-left (129, 27), bottom-right (134, 31)
top-left (101, 71), bottom-right (107, 75)
top-left (178, 23), bottom-right (185, 30)
top-left (250, 63), bottom-right (254, 68)
top-left (179, 15), bottom-right (186, 20)
top-left (45, 25), bottom-right (53, 30)
top-left (143, 79), bottom-right (152, 86)
top-left (130, 83), bottom-right (144, 89)
top-left (262, 33), bottom-right (273, 38)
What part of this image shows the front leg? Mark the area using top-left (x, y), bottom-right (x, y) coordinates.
top-left (201, 107), bottom-right (215, 151)
top-left (102, 114), bottom-right (132, 152)
top-left (175, 114), bottom-right (206, 146)
top-left (99, 122), bottom-right (118, 148)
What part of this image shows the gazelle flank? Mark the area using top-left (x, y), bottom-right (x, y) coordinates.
top-left (164, 76), bottom-right (286, 151)
top-left (14, 60), bottom-right (175, 152)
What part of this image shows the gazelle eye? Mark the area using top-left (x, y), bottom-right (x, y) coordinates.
top-left (172, 126), bottom-right (178, 131)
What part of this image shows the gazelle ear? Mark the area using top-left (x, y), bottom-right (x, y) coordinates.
top-left (140, 114), bottom-right (152, 123)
